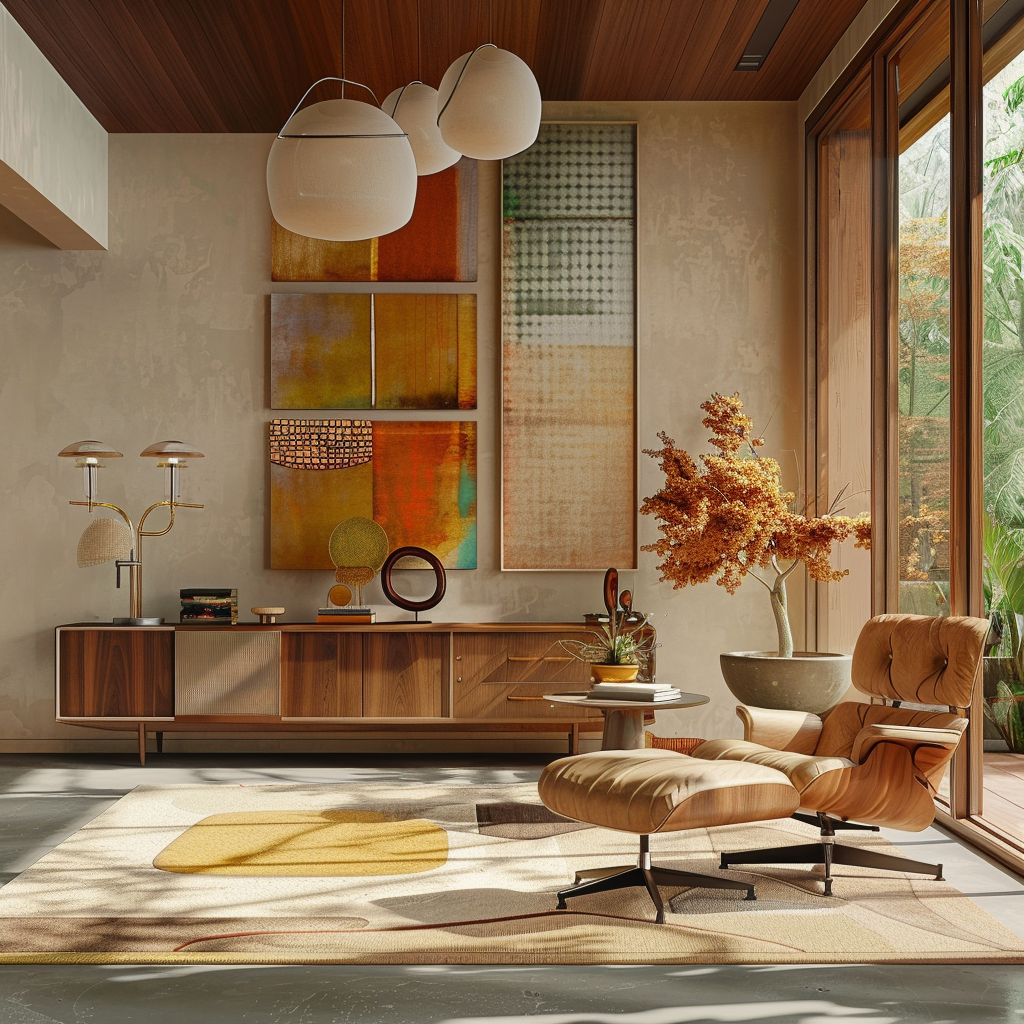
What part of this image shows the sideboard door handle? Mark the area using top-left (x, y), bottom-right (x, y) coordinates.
top-left (507, 656), bottom-right (572, 663)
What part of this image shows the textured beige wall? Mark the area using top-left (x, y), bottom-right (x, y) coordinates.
top-left (0, 102), bottom-right (802, 752)
top-left (0, 2), bottom-right (107, 248)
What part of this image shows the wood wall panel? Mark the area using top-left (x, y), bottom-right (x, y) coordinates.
top-left (362, 633), bottom-right (444, 717)
top-left (816, 125), bottom-right (874, 653)
top-left (281, 632), bottom-right (363, 717)
top-left (59, 629), bottom-right (173, 718)
top-left (2, 0), bottom-right (871, 133)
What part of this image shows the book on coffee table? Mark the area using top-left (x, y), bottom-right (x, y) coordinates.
top-left (587, 682), bottom-right (682, 702)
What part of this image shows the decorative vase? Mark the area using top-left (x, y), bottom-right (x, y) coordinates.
top-left (589, 663), bottom-right (640, 684)
top-left (719, 651), bottom-right (852, 714)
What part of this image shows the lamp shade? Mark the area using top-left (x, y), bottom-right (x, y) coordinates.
top-left (57, 441), bottom-right (123, 459)
top-left (437, 46), bottom-right (541, 160)
top-left (382, 83), bottom-right (461, 176)
top-left (140, 440), bottom-right (204, 459)
top-left (267, 98), bottom-right (417, 241)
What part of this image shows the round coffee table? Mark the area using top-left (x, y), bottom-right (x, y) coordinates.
top-left (543, 691), bottom-right (710, 750)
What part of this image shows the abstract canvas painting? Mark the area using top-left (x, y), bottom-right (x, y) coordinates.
top-left (270, 293), bottom-right (477, 410)
top-left (501, 123), bottom-right (637, 570)
top-left (269, 419), bottom-right (477, 570)
top-left (271, 158), bottom-right (477, 282)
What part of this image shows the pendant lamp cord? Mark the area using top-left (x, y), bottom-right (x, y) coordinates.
top-left (416, 0), bottom-right (421, 81)
top-left (341, 0), bottom-right (345, 98)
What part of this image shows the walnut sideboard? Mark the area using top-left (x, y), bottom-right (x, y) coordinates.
top-left (54, 622), bottom-right (633, 764)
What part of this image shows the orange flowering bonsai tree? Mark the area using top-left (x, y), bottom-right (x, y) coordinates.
top-left (641, 393), bottom-right (871, 658)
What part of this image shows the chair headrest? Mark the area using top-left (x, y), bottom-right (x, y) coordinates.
top-left (851, 613), bottom-right (989, 708)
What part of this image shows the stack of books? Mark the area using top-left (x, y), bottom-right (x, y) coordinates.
top-left (587, 681), bottom-right (681, 702)
top-left (316, 605), bottom-right (375, 625)
top-left (180, 588), bottom-right (237, 624)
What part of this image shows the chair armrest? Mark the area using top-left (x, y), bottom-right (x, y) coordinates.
top-left (851, 722), bottom-right (966, 764)
top-left (736, 705), bottom-right (823, 754)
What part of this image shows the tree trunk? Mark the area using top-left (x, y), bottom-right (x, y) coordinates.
top-left (771, 572), bottom-right (794, 658)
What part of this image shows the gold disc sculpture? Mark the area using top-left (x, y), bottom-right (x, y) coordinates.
top-left (327, 517), bottom-right (389, 607)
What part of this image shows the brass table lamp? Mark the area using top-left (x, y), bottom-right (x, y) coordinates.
top-left (58, 439), bottom-right (204, 625)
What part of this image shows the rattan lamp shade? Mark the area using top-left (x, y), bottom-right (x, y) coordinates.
top-left (267, 99), bottom-right (418, 241)
top-left (437, 46), bottom-right (541, 160)
top-left (383, 83), bottom-right (461, 176)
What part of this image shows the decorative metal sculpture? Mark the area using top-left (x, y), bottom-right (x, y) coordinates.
top-left (380, 546), bottom-right (446, 622)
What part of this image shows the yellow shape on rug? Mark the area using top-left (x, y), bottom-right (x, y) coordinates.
top-left (153, 810), bottom-right (448, 876)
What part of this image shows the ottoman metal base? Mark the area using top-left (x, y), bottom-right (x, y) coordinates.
top-left (556, 834), bottom-right (755, 924)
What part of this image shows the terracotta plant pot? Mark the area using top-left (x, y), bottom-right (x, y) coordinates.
top-left (589, 663), bottom-right (640, 684)
top-left (719, 651), bottom-right (852, 714)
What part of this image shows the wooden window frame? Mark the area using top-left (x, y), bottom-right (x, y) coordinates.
top-left (805, 0), bottom-right (1024, 860)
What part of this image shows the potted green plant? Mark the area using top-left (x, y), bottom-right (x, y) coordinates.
top-left (983, 514), bottom-right (1024, 752)
top-left (559, 577), bottom-right (658, 683)
top-left (641, 393), bottom-right (871, 713)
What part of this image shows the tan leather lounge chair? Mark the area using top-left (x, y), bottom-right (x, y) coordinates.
top-left (693, 613), bottom-right (989, 895)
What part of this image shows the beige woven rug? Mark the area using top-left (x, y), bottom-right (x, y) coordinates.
top-left (0, 781), bottom-right (1020, 964)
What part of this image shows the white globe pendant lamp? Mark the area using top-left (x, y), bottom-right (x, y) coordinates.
top-left (437, 44), bottom-right (541, 160)
top-left (267, 78), bottom-right (418, 241)
top-left (382, 82), bottom-right (461, 176)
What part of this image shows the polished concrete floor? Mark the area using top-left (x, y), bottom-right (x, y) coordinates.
top-left (1, 752), bottom-right (1024, 1023)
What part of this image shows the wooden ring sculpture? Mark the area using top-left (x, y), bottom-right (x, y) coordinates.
top-left (381, 546), bottom-right (447, 616)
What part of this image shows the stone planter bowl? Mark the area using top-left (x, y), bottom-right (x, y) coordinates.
top-left (720, 651), bottom-right (853, 714)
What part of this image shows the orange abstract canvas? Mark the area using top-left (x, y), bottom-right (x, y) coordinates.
top-left (269, 419), bottom-right (476, 570)
top-left (271, 158), bottom-right (477, 282)
top-left (271, 294), bottom-right (476, 410)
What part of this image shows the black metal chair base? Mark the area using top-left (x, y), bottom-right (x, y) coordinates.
top-left (556, 835), bottom-right (755, 924)
top-left (791, 811), bottom-right (879, 832)
top-left (720, 840), bottom-right (944, 897)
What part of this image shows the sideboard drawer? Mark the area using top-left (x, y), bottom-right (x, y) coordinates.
top-left (461, 681), bottom-right (601, 720)
top-left (453, 632), bottom-right (595, 719)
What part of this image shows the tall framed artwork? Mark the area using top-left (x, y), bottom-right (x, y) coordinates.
top-left (501, 123), bottom-right (637, 570)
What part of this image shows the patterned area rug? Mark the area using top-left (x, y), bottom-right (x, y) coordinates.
top-left (0, 781), bottom-right (1020, 964)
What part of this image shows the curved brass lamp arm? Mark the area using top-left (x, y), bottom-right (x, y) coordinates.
top-left (68, 501), bottom-right (136, 540)
top-left (138, 499), bottom-right (203, 539)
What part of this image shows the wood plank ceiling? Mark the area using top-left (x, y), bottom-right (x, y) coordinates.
top-left (3, 0), bottom-right (869, 132)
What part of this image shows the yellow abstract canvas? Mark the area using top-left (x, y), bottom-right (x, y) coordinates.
top-left (271, 294), bottom-right (476, 410)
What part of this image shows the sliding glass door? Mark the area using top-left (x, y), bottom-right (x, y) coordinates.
top-left (895, 2), bottom-right (953, 618)
top-left (809, 1), bottom-right (1024, 857)
top-left (980, 16), bottom-right (1024, 844)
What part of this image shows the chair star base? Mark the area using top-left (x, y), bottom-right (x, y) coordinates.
top-left (791, 811), bottom-right (879, 832)
top-left (720, 840), bottom-right (943, 897)
top-left (556, 834), bottom-right (755, 924)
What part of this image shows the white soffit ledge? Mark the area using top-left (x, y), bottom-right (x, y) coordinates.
top-left (0, 2), bottom-right (107, 249)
